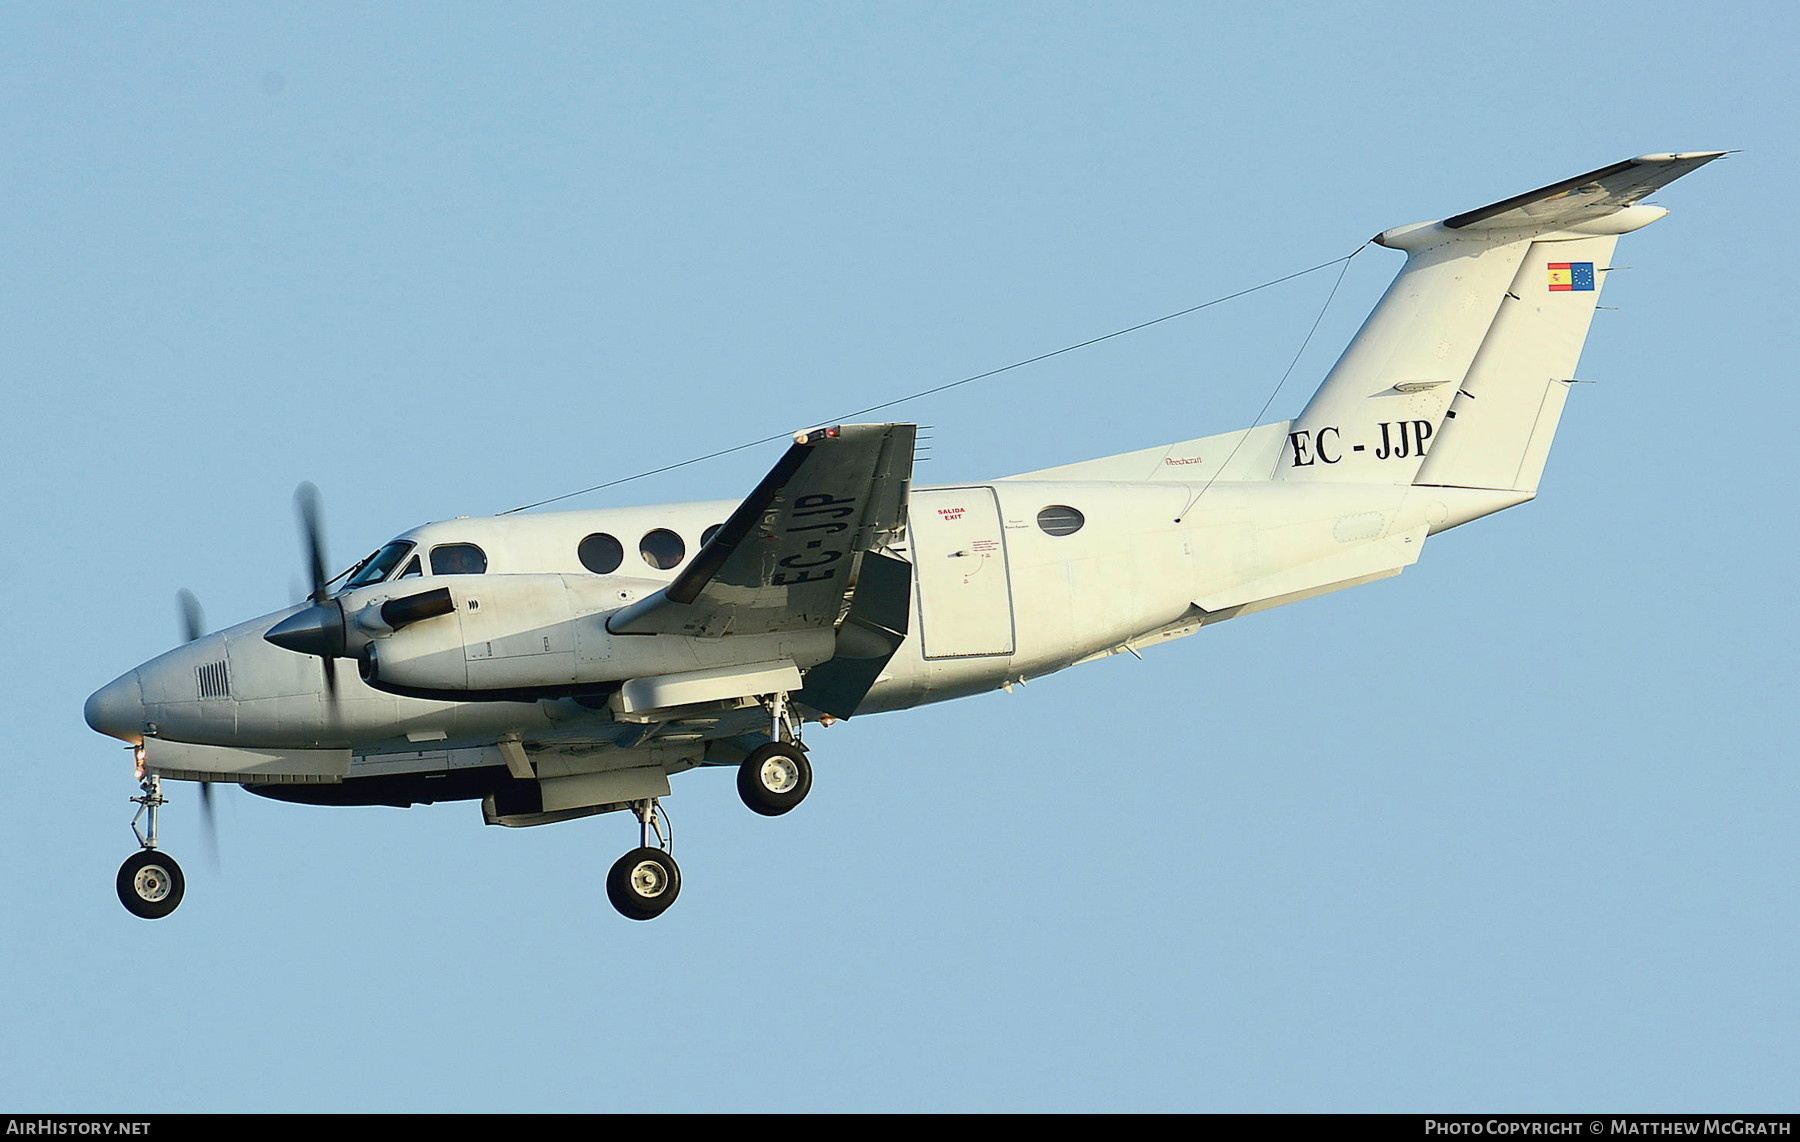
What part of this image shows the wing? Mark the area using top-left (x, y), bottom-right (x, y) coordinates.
top-left (1443, 151), bottom-right (1728, 232)
top-left (607, 423), bottom-right (917, 638)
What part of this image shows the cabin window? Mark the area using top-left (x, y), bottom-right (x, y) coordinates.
top-left (701, 523), bottom-right (724, 547)
top-left (430, 543), bottom-right (488, 575)
top-left (579, 532), bottom-right (625, 575)
top-left (1036, 505), bottom-right (1085, 537)
top-left (639, 528), bottom-right (686, 570)
top-left (346, 542), bottom-right (415, 587)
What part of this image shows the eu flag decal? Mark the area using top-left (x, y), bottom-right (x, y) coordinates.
top-left (1547, 262), bottom-right (1597, 292)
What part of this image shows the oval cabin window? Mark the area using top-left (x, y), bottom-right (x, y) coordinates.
top-left (639, 529), bottom-right (686, 570)
top-left (579, 532), bottom-right (624, 575)
top-left (1036, 505), bottom-right (1085, 537)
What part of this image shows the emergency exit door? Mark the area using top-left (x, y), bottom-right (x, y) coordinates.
top-left (908, 487), bottom-right (1016, 659)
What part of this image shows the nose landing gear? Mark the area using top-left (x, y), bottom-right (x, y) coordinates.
top-left (606, 798), bottom-right (681, 921)
top-left (118, 773), bottom-right (185, 920)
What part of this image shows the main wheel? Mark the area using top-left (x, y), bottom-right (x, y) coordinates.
top-left (737, 742), bottom-right (813, 816)
top-left (606, 847), bottom-right (682, 921)
top-left (117, 850), bottom-right (185, 920)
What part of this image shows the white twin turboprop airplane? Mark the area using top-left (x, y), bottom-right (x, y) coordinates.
top-left (87, 152), bottom-right (1723, 920)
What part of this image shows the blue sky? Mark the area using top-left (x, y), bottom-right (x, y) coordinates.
top-left (4, 2), bottom-right (1793, 1112)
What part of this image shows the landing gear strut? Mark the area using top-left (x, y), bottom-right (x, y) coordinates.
top-left (606, 798), bottom-right (681, 921)
top-left (117, 773), bottom-right (185, 920)
top-left (736, 691), bottom-right (813, 816)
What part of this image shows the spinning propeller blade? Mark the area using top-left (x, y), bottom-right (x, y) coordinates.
top-left (176, 589), bottom-right (206, 643)
top-left (290, 482), bottom-right (341, 711)
top-left (174, 591), bottom-right (222, 866)
top-left (295, 482), bottom-right (331, 604)
top-left (198, 778), bottom-right (221, 870)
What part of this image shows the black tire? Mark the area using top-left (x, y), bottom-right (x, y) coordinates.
top-left (737, 742), bottom-right (813, 816)
top-left (117, 850), bottom-right (185, 920)
top-left (606, 847), bottom-right (681, 921)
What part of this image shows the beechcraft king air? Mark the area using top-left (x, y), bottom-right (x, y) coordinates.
top-left (86, 152), bottom-right (1724, 920)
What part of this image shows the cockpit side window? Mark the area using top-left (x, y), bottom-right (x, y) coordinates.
top-left (397, 555), bottom-right (422, 579)
top-left (346, 542), bottom-right (416, 587)
top-left (430, 543), bottom-right (488, 575)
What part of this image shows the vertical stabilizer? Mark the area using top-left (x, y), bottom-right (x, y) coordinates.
top-left (1274, 152), bottom-right (1725, 488)
top-left (1275, 229), bottom-right (1528, 485)
top-left (1412, 234), bottom-right (1618, 492)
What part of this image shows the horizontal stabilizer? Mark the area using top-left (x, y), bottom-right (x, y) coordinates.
top-left (1279, 151), bottom-right (1724, 486)
top-left (1441, 151), bottom-right (1728, 233)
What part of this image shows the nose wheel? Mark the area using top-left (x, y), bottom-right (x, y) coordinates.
top-left (607, 847), bottom-right (682, 920)
top-left (606, 799), bottom-right (681, 921)
top-left (117, 849), bottom-right (185, 920)
top-left (118, 774), bottom-right (186, 920)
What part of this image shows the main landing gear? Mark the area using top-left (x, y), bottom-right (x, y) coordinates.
top-left (604, 694), bottom-right (816, 921)
top-left (737, 741), bottom-right (812, 816)
top-left (735, 690), bottom-right (813, 817)
top-left (606, 799), bottom-right (681, 921)
top-left (117, 773), bottom-right (185, 920)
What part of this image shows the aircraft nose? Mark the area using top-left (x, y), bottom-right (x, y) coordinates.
top-left (85, 670), bottom-right (147, 743)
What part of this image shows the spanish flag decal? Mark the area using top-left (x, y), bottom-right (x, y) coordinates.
top-left (1547, 262), bottom-right (1597, 292)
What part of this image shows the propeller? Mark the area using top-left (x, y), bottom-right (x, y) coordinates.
top-left (198, 779), bottom-right (220, 870)
top-left (295, 481), bottom-right (331, 605)
top-left (291, 482), bottom-right (342, 708)
top-left (176, 588), bottom-right (206, 643)
top-left (174, 590), bottom-right (221, 867)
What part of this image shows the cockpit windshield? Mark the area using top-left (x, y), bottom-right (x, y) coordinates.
top-left (345, 542), bottom-right (416, 588)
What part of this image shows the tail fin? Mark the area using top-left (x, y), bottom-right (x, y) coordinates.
top-left (1276, 152), bottom-right (1726, 488)
top-left (1412, 233), bottom-right (1615, 492)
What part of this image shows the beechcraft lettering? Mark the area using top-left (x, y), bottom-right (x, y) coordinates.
top-left (88, 151), bottom-right (1725, 921)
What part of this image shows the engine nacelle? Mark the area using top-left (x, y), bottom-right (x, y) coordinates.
top-left (339, 573), bottom-right (834, 697)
